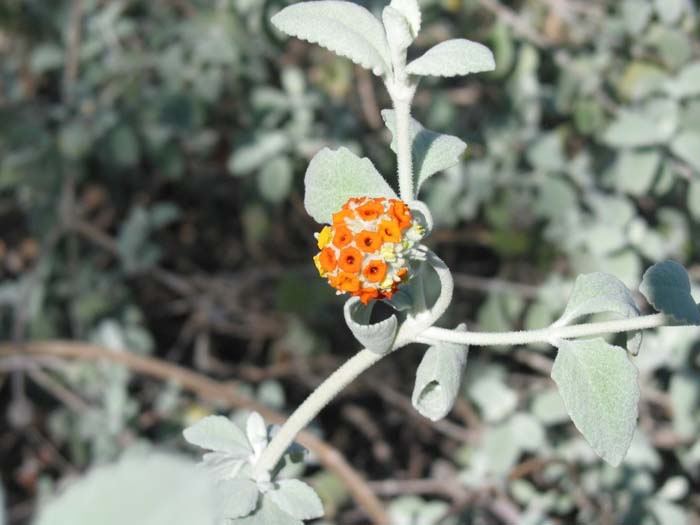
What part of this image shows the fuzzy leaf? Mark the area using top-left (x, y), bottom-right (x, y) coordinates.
top-left (234, 495), bottom-right (303, 525)
top-left (382, 110), bottom-right (466, 192)
top-left (183, 415), bottom-right (252, 456)
top-left (271, 1), bottom-right (390, 75)
top-left (551, 338), bottom-right (640, 466)
top-left (390, 0), bottom-right (420, 37)
top-left (603, 99), bottom-right (678, 147)
top-left (383, 7), bottom-right (413, 53)
top-left (304, 147), bottom-right (397, 224)
top-left (640, 260), bottom-right (700, 325)
top-left (554, 272), bottom-right (642, 354)
top-left (412, 324), bottom-right (468, 421)
top-left (246, 412), bottom-right (268, 457)
top-left (344, 297), bottom-right (398, 355)
top-left (268, 480), bottom-right (324, 521)
top-left (406, 39), bottom-right (495, 77)
top-left (218, 479), bottom-right (259, 519)
top-left (666, 61), bottom-right (700, 98)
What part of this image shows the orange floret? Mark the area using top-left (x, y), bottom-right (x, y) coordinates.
top-left (356, 200), bottom-right (384, 220)
top-left (391, 201), bottom-right (411, 229)
top-left (332, 225), bottom-right (353, 248)
top-left (362, 260), bottom-right (387, 283)
top-left (319, 247), bottom-right (337, 272)
top-left (338, 247), bottom-right (362, 273)
top-left (336, 272), bottom-right (360, 293)
top-left (332, 208), bottom-right (355, 225)
top-left (356, 230), bottom-right (381, 253)
top-left (378, 219), bottom-right (401, 243)
top-left (359, 287), bottom-right (380, 304)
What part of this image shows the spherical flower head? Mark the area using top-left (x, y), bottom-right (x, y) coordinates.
top-left (313, 197), bottom-right (425, 304)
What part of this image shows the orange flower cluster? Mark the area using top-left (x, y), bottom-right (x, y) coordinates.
top-left (313, 197), bottom-right (424, 304)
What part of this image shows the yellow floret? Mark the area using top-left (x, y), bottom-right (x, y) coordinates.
top-left (317, 226), bottom-right (333, 249)
top-left (313, 254), bottom-right (326, 276)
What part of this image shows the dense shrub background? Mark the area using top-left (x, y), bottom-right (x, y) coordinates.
top-left (1, 0), bottom-right (699, 523)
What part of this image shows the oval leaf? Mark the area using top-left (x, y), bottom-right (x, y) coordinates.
top-left (640, 260), bottom-right (700, 325)
top-left (271, 1), bottom-right (390, 74)
top-left (383, 7), bottom-right (413, 53)
top-left (304, 147), bottom-right (397, 224)
top-left (412, 324), bottom-right (468, 421)
top-left (183, 415), bottom-right (252, 456)
top-left (344, 297), bottom-right (398, 355)
top-left (406, 39), bottom-right (495, 77)
top-left (268, 480), bottom-right (324, 521)
top-left (218, 478), bottom-right (259, 519)
top-left (390, 0), bottom-right (421, 37)
top-left (551, 338), bottom-right (640, 466)
top-left (382, 110), bottom-right (466, 192)
top-left (554, 272), bottom-right (642, 354)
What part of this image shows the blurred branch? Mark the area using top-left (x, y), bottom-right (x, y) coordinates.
top-left (0, 340), bottom-right (390, 525)
top-left (63, 0), bottom-right (84, 99)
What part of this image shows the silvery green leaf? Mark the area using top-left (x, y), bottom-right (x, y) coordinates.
top-left (233, 495), bottom-right (303, 525)
top-left (412, 324), bottom-right (468, 421)
top-left (268, 480), bottom-right (324, 520)
top-left (468, 371), bottom-right (517, 422)
top-left (218, 478), bottom-right (259, 519)
top-left (382, 110), bottom-right (466, 192)
top-left (33, 452), bottom-right (218, 525)
top-left (669, 371), bottom-right (700, 439)
top-left (246, 412), bottom-right (268, 458)
top-left (344, 297), bottom-right (398, 355)
top-left (666, 61), bottom-right (700, 98)
top-left (389, 0), bottom-right (420, 37)
top-left (603, 99), bottom-right (678, 147)
top-left (303, 147), bottom-right (397, 224)
top-left (615, 149), bottom-right (660, 196)
top-left (622, 0), bottom-right (653, 34)
top-left (551, 338), bottom-right (640, 466)
top-left (649, 499), bottom-right (688, 525)
top-left (271, 1), bottom-right (390, 75)
top-left (554, 272), bottom-right (642, 354)
top-left (640, 260), bottom-right (700, 325)
top-left (183, 415), bottom-right (252, 456)
top-left (383, 7), bottom-right (413, 56)
top-left (258, 156), bottom-right (293, 204)
top-left (670, 131), bottom-right (700, 172)
top-left (406, 39), bottom-right (495, 77)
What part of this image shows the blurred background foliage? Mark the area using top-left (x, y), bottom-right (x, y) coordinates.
top-left (1, 0), bottom-right (699, 523)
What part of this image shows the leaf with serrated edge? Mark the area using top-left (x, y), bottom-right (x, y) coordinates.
top-left (390, 0), bottom-right (420, 37)
top-left (234, 495), bottom-right (303, 525)
top-left (640, 260), bottom-right (700, 325)
top-left (412, 324), bottom-right (468, 421)
top-left (344, 297), bottom-right (398, 355)
top-left (304, 147), bottom-right (397, 224)
top-left (183, 415), bottom-right (252, 456)
top-left (383, 7), bottom-right (413, 53)
top-left (554, 272), bottom-right (642, 354)
top-left (382, 110), bottom-right (466, 192)
top-left (218, 478), bottom-right (259, 519)
top-left (406, 39), bottom-right (495, 77)
top-left (271, 1), bottom-right (390, 75)
top-left (268, 480), bottom-right (324, 521)
top-left (551, 338), bottom-right (640, 466)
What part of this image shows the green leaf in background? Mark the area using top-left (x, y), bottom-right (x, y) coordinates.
top-left (411, 323), bottom-right (468, 421)
top-left (303, 147), bottom-right (397, 224)
top-left (689, 179), bottom-right (700, 221)
top-left (553, 272), bottom-right (642, 354)
top-left (268, 479), bottom-right (324, 521)
top-left (343, 297), bottom-right (398, 355)
top-left (388, 496), bottom-right (449, 525)
top-left (621, 0), bottom-right (653, 35)
top-left (389, 0), bottom-right (421, 37)
top-left (33, 452), bottom-right (218, 525)
top-left (406, 39), bottom-right (496, 77)
top-left (551, 338), bottom-right (640, 466)
top-left (670, 131), bottom-right (700, 172)
top-left (258, 156), bottom-right (293, 204)
top-left (666, 61), bottom-right (700, 98)
top-left (614, 149), bottom-right (661, 196)
top-left (382, 110), bottom-right (467, 193)
top-left (603, 99), bottom-right (678, 147)
top-left (228, 132), bottom-right (290, 176)
top-left (271, 1), bottom-right (391, 75)
top-left (640, 260), bottom-right (700, 325)
top-left (654, 0), bottom-right (687, 25)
